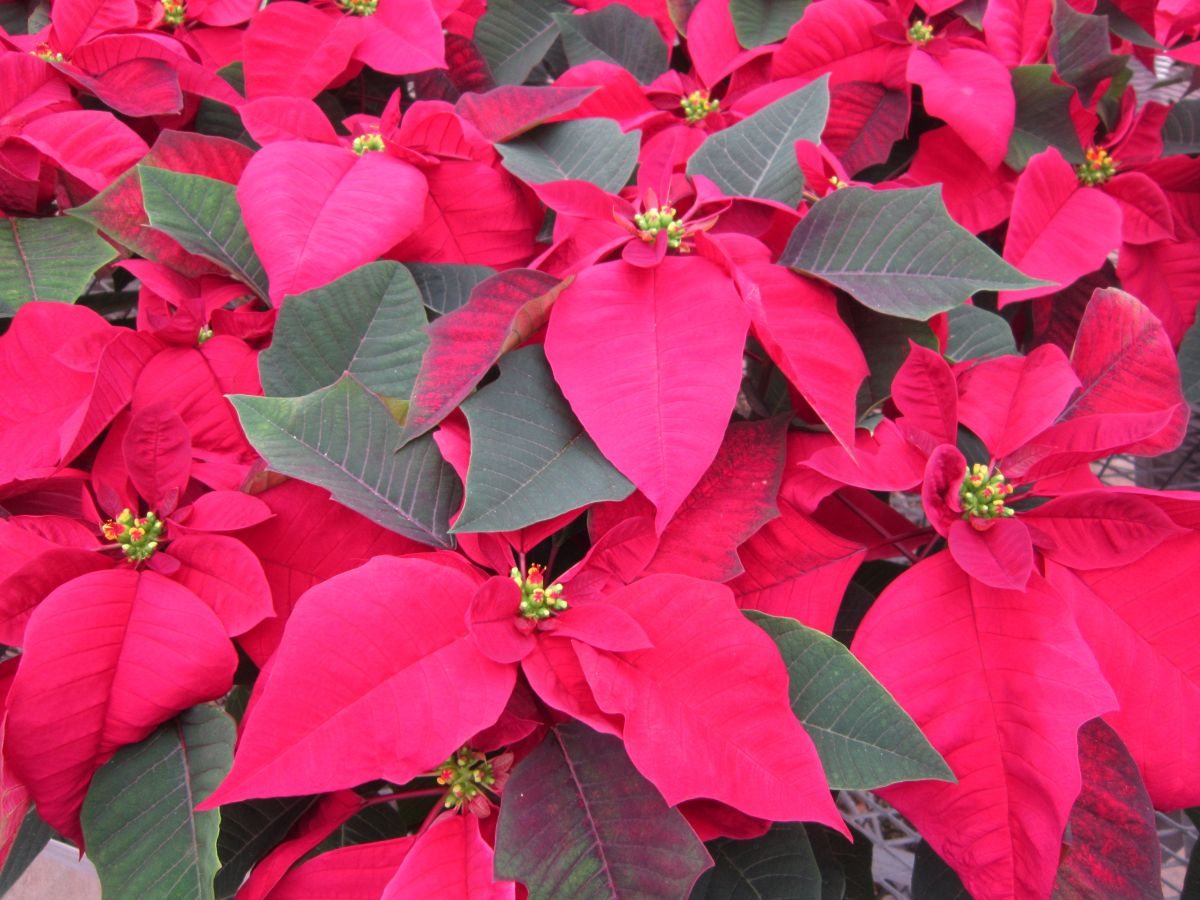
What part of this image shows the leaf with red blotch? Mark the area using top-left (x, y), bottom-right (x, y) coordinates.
top-left (1115, 238), bottom-right (1200, 345)
top-left (907, 46), bottom-right (1014, 171)
top-left (1023, 491), bottom-right (1185, 570)
top-left (401, 270), bottom-right (568, 445)
top-left (851, 553), bottom-right (1117, 900)
top-left (166, 534), bottom-right (273, 637)
top-left (575, 574), bottom-right (845, 830)
top-left (730, 499), bottom-right (865, 634)
top-left (235, 791), bottom-right (366, 900)
top-left (270, 836), bottom-right (416, 899)
top-left (69, 131), bottom-right (254, 278)
top-left (1101, 172), bottom-right (1176, 245)
top-left (999, 148), bottom-right (1122, 305)
top-left (771, 0), bottom-right (908, 88)
top-left (122, 402), bottom-right (191, 514)
top-left (237, 142), bottom-right (427, 303)
top-left (642, 418), bottom-right (786, 582)
top-left (4, 568), bottom-right (236, 846)
top-left (49, 0), bottom-right (137, 53)
top-left (1046, 537), bottom-right (1200, 810)
top-left (201, 557), bottom-right (515, 807)
top-left (383, 813), bottom-right (515, 899)
top-left (354, 0), bottom-right (446, 74)
top-left (982, 0), bottom-right (1052, 65)
top-left (948, 517), bottom-right (1034, 591)
top-left (891, 342), bottom-right (958, 449)
top-left (234, 479), bottom-right (424, 666)
top-left (243, 2), bottom-right (362, 99)
top-left (823, 82), bottom-right (909, 175)
top-left (1053, 720), bottom-right (1161, 899)
top-left (903, 127), bottom-right (1016, 233)
top-left (456, 86), bottom-right (596, 142)
top-left (0, 549), bottom-right (114, 645)
top-left (388, 158), bottom-right (540, 269)
top-left (956, 343), bottom-right (1081, 459)
top-left (18, 110), bottom-right (147, 192)
top-left (545, 257), bottom-right (748, 532)
top-left (169, 491), bottom-right (272, 534)
top-left (1005, 289), bottom-right (1188, 479)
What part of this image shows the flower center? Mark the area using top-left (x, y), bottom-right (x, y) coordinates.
top-left (633, 206), bottom-right (687, 249)
top-left (680, 90), bottom-right (719, 125)
top-left (352, 133), bottom-right (386, 155)
top-left (1077, 146), bottom-right (1117, 186)
top-left (828, 175), bottom-right (849, 190)
top-left (197, 325), bottom-right (213, 344)
top-left (31, 44), bottom-right (64, 63)
top-left (160, 0), bottom-right (186, 26)
top-left (102, 509), bottom-right (164, 561)
top-left (510, 564), bottom-right (567, 620)
top-left (435, 746), bottom-right (499, 814)
top-left (960, 464), bottom-right (1015, 521)
top-left (340, 0), bottom-right (377, 15)
top-left (908, 20), bottom-right (935, 44)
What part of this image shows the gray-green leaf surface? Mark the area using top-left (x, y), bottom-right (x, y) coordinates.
top-left (496, 119), bottom-right (640, 194)
top-left (0, 217), bottom-right (116, 316)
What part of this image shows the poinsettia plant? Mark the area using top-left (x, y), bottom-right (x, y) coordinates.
top-left (2, 0), bottom-right (1200, 896)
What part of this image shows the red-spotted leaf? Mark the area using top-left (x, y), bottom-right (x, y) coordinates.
top-left (494, 723), bottom-right (712, 899)
top-left (122, 401), bottom-right (191, 514)
top-left (574, 574), bottom-right (845, 829)
top-left (4, 568), bottom-right (236, 845)
top-left (271, 836), bottom-right (415, 899)
top-left (1000, 148), bottom-right (1122, 305)
top-left (907, 46), bottom-right (1014, 170)
top-left (1047, 538), bottom-right (1200, 809)
top-left (851, 554), bottom-right (1117, 900)
top-left (641, 417), bottom-right (786, 582)
top-left (383, 812), bottom-right (514, 899)
top-left (947, 517), bottom-right (1034, 591)
top-left (237, 142), bottom-right (428, 303)
top-left (545, 257), bottom-right (749, 531)
top-left (957, 343), bottom-right (1081, 459)
top-left (1023, 491), bottom-right (1185, 570)
top-left (401, 270), bottom-right (568, 445)
top-left (730, 500), bottom-right (865, 634)
top-left (166, 534), bottom-right (273, 637)
top-left (202, 557), bottom-right (515, 807)
top-left (1052, 719), bottom-right (1161, 898)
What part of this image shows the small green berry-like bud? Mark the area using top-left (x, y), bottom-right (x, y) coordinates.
top-left (908, 20), bottom-right (935, 43)
top-left (352, 133), bottom-right (385, 155)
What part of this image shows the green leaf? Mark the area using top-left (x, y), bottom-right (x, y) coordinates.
top-left (1163, 99), bottom-right (1200, 156)
top-left (691, 824), bottom-right (822, 899)
top-left (555, 5), bottom-right (669, 84)
top-left (1178, 318), bottom-right (1200, 406)
top-left (1050, 0), bottom-right (1130, 106)
top-left (912, 840), bottom-right (970, 899)
top-left (230, 377), bottom-right (461, 547)
top-left (808, 825), bottom-right (875, 900)
top-left (258, 262), bottom-right (429, 400)
top-left (730, 0), bottom-right (810, 47)
top-left (138, 166), bottom-right (270, 303)
top-left (81, 705), bottom-right (235, 900)
top-left (495, 723), bottom-right (712, 899)
top-left (216, 797), bottom-right (316, 900)
top-left (780, 186), bottom-right (1049, 319)
top-left (454, 345), bottom-right (633, 533)
top-left (668, 0), bottom-right (697, 35)
top-left (1093, 0), bottom-right (1164, 46)
top-left (944, 305), bottom-right (1017, 362)
top-left (475, 0), bottom-right (564, 85)
top-left (0, 216), bottom-right (117, 316)
top-left (688, 76), bottom-right (829, 206)
top-left (0, 808), bottom-right (54, 895)
top-left (1005, 65), bottom-right (1085, 171)
top-left (747, 611), bottom-right (954, 789)
top-left (496, 119), bottom-right (641, 194)
top-left (407, 262), bottom-right (496, 315)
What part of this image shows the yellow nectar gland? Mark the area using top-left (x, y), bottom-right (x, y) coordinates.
top-left (960, 464), bottom-right (1015, 521)
top-left (435, 747), bottom-right (498, 814)
top-left (339, 0), bottom-right (377, 14)
top-left (31, 44), bottom-right (64, 63)
top-left (908, 20), bottom-right (935, 44)
top-left (680, 90), bottom-right (719, 125)
top-left (829, 175), bottom-right (849, 190)
top-left (102, 509), bottom-right (165, 562)
top-left (510, 564), bottom-right (567, 620)
top-left (633, 205), bottom-right (687, 250)
top-left (1077, 146), bottom-right (1117, 186)
top-left (352, 133), bottom-right (385, 155)
top-left (160, 0), bottom-right (186, 26)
